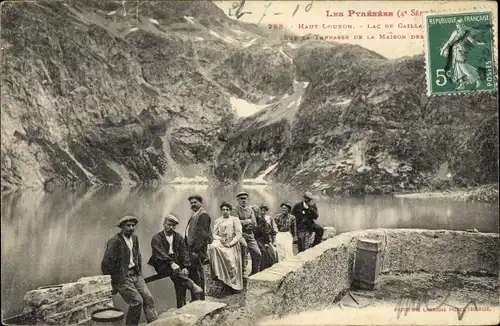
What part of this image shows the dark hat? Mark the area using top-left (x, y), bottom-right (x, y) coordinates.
top-left (280, 202), bottom-right (292, 211)
top-left (303, 191), bottom-right (314, 199)
top-left (117, 215), bottom-right (139, 227)
top-left (219, 201), bottom-right (232, 211)
top-left (188, 194), bottom-right (203, 203)
top-left (236, 191), bottom-right (249, 198)
top-left (259, 204), bottom-right (269, 211)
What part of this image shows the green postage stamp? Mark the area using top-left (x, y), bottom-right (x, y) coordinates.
top-left (423, 10), bottom-right (497, 96)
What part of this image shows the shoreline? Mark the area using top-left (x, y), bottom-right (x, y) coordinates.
top-left (393, 184), bottom-right (499, 204)
top-left (2, 182), bottom-right (498, 200)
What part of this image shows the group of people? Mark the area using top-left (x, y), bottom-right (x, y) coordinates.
top-left (101, 191), bottom-right (324, 325)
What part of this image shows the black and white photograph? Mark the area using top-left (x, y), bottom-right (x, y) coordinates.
top-left (1, 1), bottom-right (498, 325)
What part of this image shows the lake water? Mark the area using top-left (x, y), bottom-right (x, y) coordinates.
top-left (1, 184), bottom-right (499, 318)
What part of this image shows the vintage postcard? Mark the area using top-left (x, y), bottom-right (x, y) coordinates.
top-left (1, 1), bottom-right (498, 326)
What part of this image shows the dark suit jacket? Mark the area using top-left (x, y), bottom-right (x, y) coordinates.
top-left (147, 231), bottom-right (191, 273)
top-left (185, 208), bottom-right (212, 259)
top-left (101, 233), bottom-right (142, 286)
top-left (291, 201), bottom-right (319, 232)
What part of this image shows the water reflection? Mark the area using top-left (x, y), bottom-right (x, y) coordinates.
top-left (1, 185), bottom-right (498, 318)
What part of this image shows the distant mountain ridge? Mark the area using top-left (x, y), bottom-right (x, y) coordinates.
top-left (1, 0), bottom-right (497, 195)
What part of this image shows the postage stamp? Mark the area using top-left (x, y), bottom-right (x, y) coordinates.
top-left (423, 10), bottom-right (497, 95)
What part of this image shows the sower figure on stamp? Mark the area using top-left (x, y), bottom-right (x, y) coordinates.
top-left (234, 191), bottom-right (262, 277)
top-left (185, 195), bottom-right (212, 301)
top-left (440, 19), bottom-right (487, 90)
top-left (101, 215), bottom-right (158, 326)
top-left (291, 191), bottom-right (324, 252)
top-left (147, 214), bottom-right (203, 308)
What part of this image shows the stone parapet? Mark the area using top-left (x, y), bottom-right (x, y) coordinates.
top-left (148, 301), bottom-right (227, 326)
top-left (21, 275), bottom-right (113, 325)
top-left (246, 229), bottom-right (499, 318)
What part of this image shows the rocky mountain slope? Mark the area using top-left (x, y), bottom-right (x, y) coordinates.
top-left (0, 0), bottom-right (295, 192)
top-left (216, 40), bottom-right (498, 195)
top-left (2, 1), bottom-right (497, 196)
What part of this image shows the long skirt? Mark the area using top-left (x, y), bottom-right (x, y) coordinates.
top-left (257, 241), bottom-right (278, 270)
top-left (275, 232), bottom-right (294, 261)
top-left (208, 240), bottom-right (243, 291)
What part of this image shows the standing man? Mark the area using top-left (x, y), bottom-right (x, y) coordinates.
top-left (291, 191), bottom-right (324, 252)
top-left (185, 195), bottom-right (212, 301)
top-left (147, 214), bottom-right (203, 308)
top-left (101, 215), bottom-right (158, 326)
top-left (234, 191), bottom-right (262, 276)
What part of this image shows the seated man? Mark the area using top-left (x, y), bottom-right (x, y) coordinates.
top-left (147, 214), bottom-right (203, 308)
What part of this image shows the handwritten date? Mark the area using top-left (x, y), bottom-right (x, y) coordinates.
top-left (229, 0), bottom-right (314, 26)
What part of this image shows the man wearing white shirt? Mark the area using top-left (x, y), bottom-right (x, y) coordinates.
top-left (101, 215), bottom-right (158, 325)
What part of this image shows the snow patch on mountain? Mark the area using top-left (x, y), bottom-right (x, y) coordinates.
top-left (184, 16), bottom-right (195, 24)
top-left (243, 38), bottom-right (258, 48)
top-left (230, 97), bottom-right (269, 117)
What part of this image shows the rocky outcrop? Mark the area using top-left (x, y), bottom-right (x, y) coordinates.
top-left (276, 50), bottom-right (498, 195)
top-left (212, 47), bottom-right (295, 102)
top-left (215, 118), bottom-right (291, 181)
top-left (21, 275), bottom-right (112, 325)
top-left (0, 0), bottom-right (306, 192)
top-left (218, 40), bottom-right (498, 194)
top-left (0, 1), bottom-right (239, 191)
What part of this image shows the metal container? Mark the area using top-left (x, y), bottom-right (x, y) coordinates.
top-left (352, 238), bottom-right (383, 290)
top-left (90, 308), bottom-right (124, 326)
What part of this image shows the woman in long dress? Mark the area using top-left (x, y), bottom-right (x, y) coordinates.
top-left (208, 202), bottom-right (244, 291)
top-left (440, 19), bottom-right (487, 90)
top-left (273, 202), bottom-right (297, 261)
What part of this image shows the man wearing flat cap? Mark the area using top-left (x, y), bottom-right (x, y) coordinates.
top-left (148, 214), bottom-right (203, 308)
top-left (101, 215), bottom-right (158, 325)
top-left (291, 191), bottom-right (324, 252)
top-left (185, 194), bottom-right (212, 301)
top-left (234, 191), bottom-right (262, 276)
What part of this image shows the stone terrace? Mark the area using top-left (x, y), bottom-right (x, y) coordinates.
top-left (246, 229), bottom-right (499, 319)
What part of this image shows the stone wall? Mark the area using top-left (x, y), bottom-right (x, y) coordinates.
top-left (205, 226), bottom-right (337, 297)
top-left (21, 275), bottom-right (113, 325)
top-left (246, 229), bottom-right (499, 318)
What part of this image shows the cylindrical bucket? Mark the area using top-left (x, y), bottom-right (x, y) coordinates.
top-left (90, 308), bottom-right (124, 326)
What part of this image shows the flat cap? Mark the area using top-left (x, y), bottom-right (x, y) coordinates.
top-left (117, 215), bottom-right (139, 227)
top-left (164, 214), bottom-right (179, 225)
top-left (188, 194), bottom-right (203, 203)
top-left (236, 191), bottom-right (249, 198)
top-left (303, 191), bottom-right (314, 199)
top-left (280, 202), bottom-right (292, 211)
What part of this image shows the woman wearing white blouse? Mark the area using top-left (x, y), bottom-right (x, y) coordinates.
top-left (208, 202), bottom-right (244, 291)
